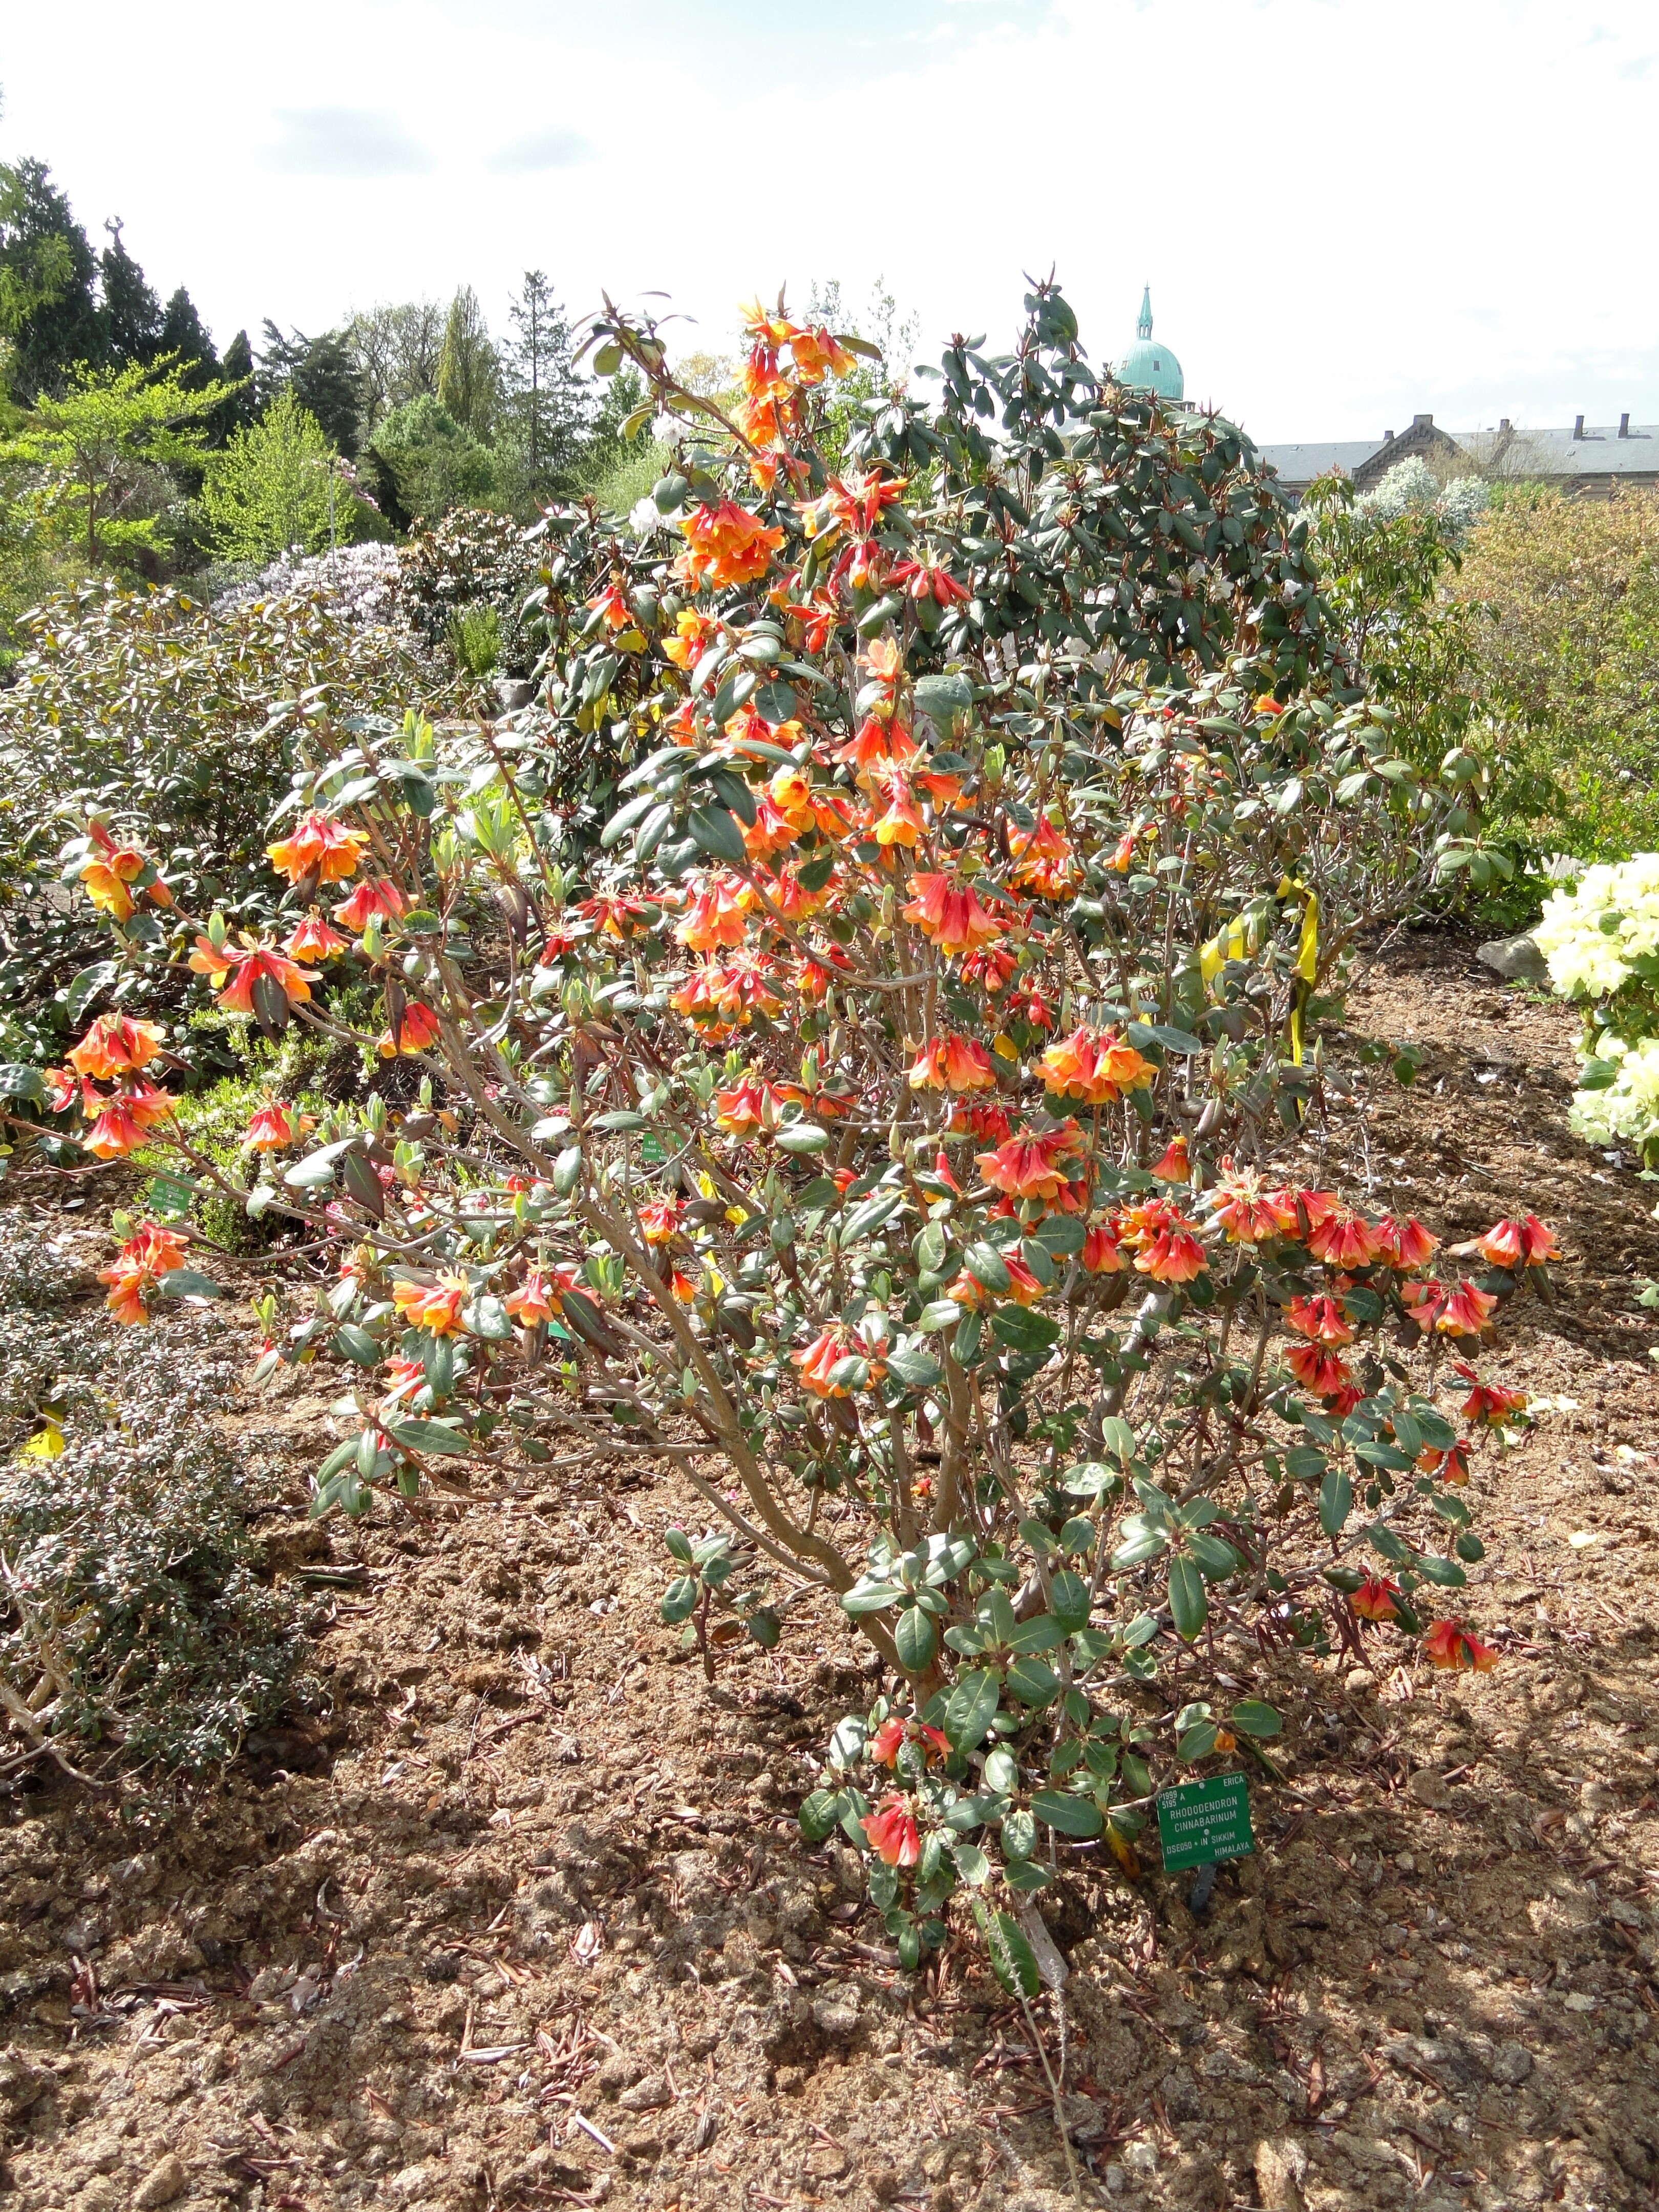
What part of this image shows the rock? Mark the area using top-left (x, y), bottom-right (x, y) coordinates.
top-left (133, 2153), bottom-right (187, 2208)
top-left (1580, 1780), bottom-right (1615, 1814)
top-left (1407, 1767), bottom-right (1454, 1810)
top-left (1477, 934), bottom-right (1547, 983)
top-left (1489, 2039), bottom-right (1534, 2085)
top-left (495, 678), bottom-right (535, 713)
top-left (1254, 2136), bottom-right (1308, 2212)
top-left (618, 2071), bottom-right (669, 2112)
top-left (0, 2045), bottom-right (48, 2119)
top-left (1345, 1666), bottom-right (1377, 1693)
top-left (1384, 2032), bottom-right (1482, 2091)
top-left (806, 2142), bottom-right (849, 2180)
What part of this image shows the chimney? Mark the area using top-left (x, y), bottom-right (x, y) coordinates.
top-left (1574, 414), bottom-right (1585, 439)
top-left (1499, 417), bottom-right (1511, 432)
top-left (1412, 413), bottom-right (1433, 429)
top-left (1620, 412), bottom-right (1631, 439)
top-left (1382, 428), bottom-right (1394, 442)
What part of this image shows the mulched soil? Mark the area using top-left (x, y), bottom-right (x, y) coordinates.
top-left (1, 927), bottom-right (1656, 2212)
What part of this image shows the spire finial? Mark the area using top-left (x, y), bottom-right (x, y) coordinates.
top-left (1137, 284), bottom-right (1153, 341)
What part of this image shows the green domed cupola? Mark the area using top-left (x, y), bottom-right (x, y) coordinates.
top-left (1117, 285), bottom-right (1183, 401)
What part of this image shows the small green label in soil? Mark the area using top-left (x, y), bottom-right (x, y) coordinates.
top-left (1156, 1773), bottom-right (1254, 1870)
top-left (640, 1133), bottom-right (668, 1165)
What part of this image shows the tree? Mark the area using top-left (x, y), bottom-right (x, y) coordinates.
top-left (435, 286), bottom-right (501, 442)
top-left (201, 390), bottom-right (339, 560)
top-left (364, 392), bottom-right (496, 527)
top-left (502, 270), bottom-right (588, 500)
top-left (209, 329), bottom-right (258, 445)
top-left (157, 286), bottom-right (219, 390)
top-left (98, 218), bottom-right (162, 369)
top-left (345, 300), bottom-right (444, 428)
top-left (0, 157), bottom-right (102, 400)
top-left (258, 321), bottom-right (365, 457)
top-left (0, 352), bottom-right (237, 566)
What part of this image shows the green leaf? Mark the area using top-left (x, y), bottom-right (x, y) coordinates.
top-left (798, 1788), bottom-right (840, 1842)
top-left (665, 1526), bottom-right (694, 1564)
top-left (1186, 1531), bottom-right (1239, 1581)
top-left (687, 804), bottom-right (748, 863)
top-left (983, 1747), bottom-right (1019, 1796)
top-left (331, 1323), bottom-right (382, 1367)
top-left (991, 1307), bottom-right (1062, 1355)
top-left (841, 1577), bottom-right (900, 1615)
top-left (1031, 1790), bottom-right (1103, 1838)
top-left (895, 1604), bottom-right (938, 1672)
top-left (964, 1240), bottom-right (1010, 1293)
top-left (951, 1842), bottom-right (991, 1886)
top-left (1004, 1856), bottom-right (1052, 1894)
top-left (0, 1064), bottom-right (47, 1108)
top-left (661, 1574), bottom-right (698, 1623)
top-left (1099, 1415), bottom-right (1137, 1464)
top-left (152, 1268), bottom-right (227, 1301)
top-left (1319, 1466), bottom-right (1353, 1539)
top-left (943, 1667), bottom-right (1001, 1754)
top-left (1005, 1656), bottom-right (1061, 1708)
top-left (1231, 1699), bottom-right (1282, 1739)
top-left (775, 1123), bottom-right (830, 1155)
top-left (1167, 1555), bottom-right (1208, 1641)
top-left (1048, 1569), bottom-right (1091, 1632)
top-left (1177, 1722), bottom-right (1219, 1762)
top-left (976, 1904), bottom-right (1041, 1999)
top-left (1001, 1805), bottom-right (1037, 1858)
top-left (1415, 1555), bottom-right (1467, 1588)
top-left (385, 1417), bottom-right (472, 1456)
top-left (886, 1346), bottom-right (942, 1389)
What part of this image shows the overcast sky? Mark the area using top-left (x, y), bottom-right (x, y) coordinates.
top-left (3, 0), bottom-right (1655, 441)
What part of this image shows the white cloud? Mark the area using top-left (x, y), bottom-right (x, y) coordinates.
top-left (0, 0), bottom-right (1653, 438)
top-left (263, 107), bottom-right (434, 180)
top-left (483, 125), bottom-right (593, 175)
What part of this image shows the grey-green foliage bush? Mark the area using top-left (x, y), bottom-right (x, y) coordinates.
top-left (0, 1217), bottom-right (303, 1771)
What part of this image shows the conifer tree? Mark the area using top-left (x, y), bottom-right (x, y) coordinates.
top-left (98, 218), bottom-right (163, 368)
top-left (435, 286), bottom-right (501, 442)
top-left (503, 269), bottom-right (589, 499)
top-left (0, 156), bottom-right (103, 399)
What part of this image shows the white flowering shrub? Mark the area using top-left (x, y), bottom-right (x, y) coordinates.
top-left (1534, 856), bottom-right (1659, 1154)
top-left (1355, 459), bottom-right (1490, 546)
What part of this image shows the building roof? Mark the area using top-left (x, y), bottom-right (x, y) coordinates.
top-left (1117, 285), bottom-right (1183, 402)
top-left (1256, 416), bottom-right (1659, 492)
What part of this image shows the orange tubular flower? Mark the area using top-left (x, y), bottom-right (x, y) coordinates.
top-left (587, 583), bottom-right (631, 632)
top-left (80, 845), bottom-right (144, 920)
top-left (503, 1265), bottom-right (580, 1327)
top-left (267, 811), bottom-right (368, 887)
top-left (1285, 1293), bottom-right (1353, 1346)
top-left (1209, 1161), bottom-right (1298, 1244)
top-left (869, 1716), bottom-right (950, 1766)
top-left (871, 774), bottom-right (926, 848)
top-left (1373, 1215), bottom-right (1439, 1270)
top-left (663, 608), bottom-right (718, 671)
top-left (1082, 1219), bottom-right (1125, 1273)
top-left (68, 1014), bottom-right (164, 1080)
top-left (1117, 1198), bottom-right (1208, 1284)
top-left (792, 1327), bottom-right (857, 1398)
top-left (977, 1122), bottom-right (1086, 1203)
top-left (741, 794), bottom-right (805, 862)
top-left (574, 894), bottom-right (656, 940)
top-left (713, 1072), bottom-right (782, 1137)
top-left (675, 873), bottom-right (749, 953)
top-left (901, 873), bottom-right (1005, 959)
top-left (81, 1101), bottom-right (147, 1159)
top-left (1477, 1214), bottom-right (1560, 1269)
top-left (1262, 1186), bottom-right (1338, 1243)
top-left (1306, 1204), bottom-right (1382, 1270)
top-left (201, 944), bottom-right (317, 1015)
top-left (1422, 1621), bottom-right (1498, 1671)
top-left (1284, 1342), bottom-right (1352, 1398)
top-left (1150, 1136), bottom-right (1191, 1183)
top-left (1457, 1368), bottom-right (1527, 1428)
top-left (837, 713), bottom-right (919, 778)
top-left (861, 1795), bottom-right (921, 1868)
top-left (1008, 817), bottom-right (1080, 899)
top-left (334, 877), bottom-right (407, 933)
top-left (953, 1250), bottom-right (1047, 1310)
top-left (1351, 1575), bottom-right (1403, 1622)
top-left (392, 1271), bottom-right (471, 1336)
top-left (247, 1100), bottom-right (313, 1152)
top-left (1419, 1439), bottom-right (1473, 1485)
top-left (97, 1220), bottom-right (190, 1324)
top-left (285, 911), bottom-right (349, 962)
top-left (907, 1035), bottom-right (998, 1093)
top-left (638, 1198), bottom-right (685, 1245)
top-left (1039, 1027), bottom-right (1154, 1107)
top-left (380, 1002), bottom-right (441, 1057)
top-left (678, 500), bottom-right (785, 590)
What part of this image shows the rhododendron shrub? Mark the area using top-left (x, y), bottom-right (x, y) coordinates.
top-left (1533, 856), bottom-right (1659, 1159)
top-left (53, 283), bottom-right (1542, 1962)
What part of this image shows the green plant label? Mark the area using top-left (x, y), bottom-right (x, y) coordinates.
top-left (640, 1134), bottom-right (668, 1165)
top-left (1155, 1773), bottom-right (1254, 1870)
